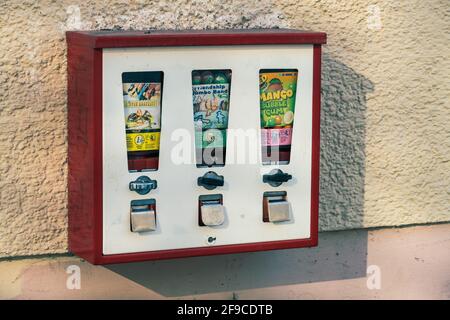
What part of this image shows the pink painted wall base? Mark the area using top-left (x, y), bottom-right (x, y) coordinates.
top-left (1, 223), bottom-right (449, 299)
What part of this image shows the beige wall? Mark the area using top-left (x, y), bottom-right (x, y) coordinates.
top-left (0, 0), bottom-right (449, 257)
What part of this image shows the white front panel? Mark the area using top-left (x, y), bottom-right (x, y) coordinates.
top-left (102, 45), bottom-right (314, 255)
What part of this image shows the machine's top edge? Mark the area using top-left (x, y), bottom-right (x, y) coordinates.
top-left (66, 28), bottom-right (327, 48)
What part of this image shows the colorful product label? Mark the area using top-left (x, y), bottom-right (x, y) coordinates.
top-left (195, 129), bottom-right (227, 149)
top-left (126, 132), bottom-right (160, 151)
top-left (259, 70), bottom-right (298, 129)
top-left (192, 83), bottom-right (230, 131)
top-left (123, 81), bottom-right (162, 152)
top-left (192, 70), bottom-right (231, 151)
top-left (261, 128), bottom-right (293, 147)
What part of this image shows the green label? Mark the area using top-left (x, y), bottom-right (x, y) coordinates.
top-left (259, 71), bottom-right (298, 128)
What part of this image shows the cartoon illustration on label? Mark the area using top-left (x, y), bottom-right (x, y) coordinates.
top-left (122, 71), bottom-right (163, 171)
top-left (259, 69), bottom-right (298, 164)
top-left (192, 70), bottom-right (232, 166)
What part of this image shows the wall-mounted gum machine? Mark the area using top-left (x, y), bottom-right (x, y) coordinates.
top-left (67, 29), bottom-right (326, 264)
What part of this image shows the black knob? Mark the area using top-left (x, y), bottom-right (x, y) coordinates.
top-left (263, 169), bottom-right (292, 187)
top-left (129, 176), bottom-right (157, 195)
top-left (197, 171), bottom-right (224, 190)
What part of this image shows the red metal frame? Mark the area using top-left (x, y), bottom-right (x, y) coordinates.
top-left (67, 29), bottom-right (326, 265)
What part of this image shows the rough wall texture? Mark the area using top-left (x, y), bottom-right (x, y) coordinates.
top-left (0, 0), bottom-right (449, 257)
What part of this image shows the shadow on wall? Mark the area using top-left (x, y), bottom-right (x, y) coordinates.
top-left (107, 56), bottom-right (374, 297)
top-left (107, 229), bottom-right (369, 297)
top-left (319, 53), bottom-right (374, 230)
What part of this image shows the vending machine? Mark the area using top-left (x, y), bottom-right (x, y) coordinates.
top-left (67, 29), bottom-right (326, 264)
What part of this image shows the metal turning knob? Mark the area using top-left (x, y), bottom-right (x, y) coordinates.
top-left (129, 176), bottom-right (157, 195)
top-left (197, 171), bottom-right (224, 190)
top-left (263, 169), bottom-right (292, 187)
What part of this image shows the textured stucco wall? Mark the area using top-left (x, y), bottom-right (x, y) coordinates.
top-left (0, 0), bottom-right (449, 257)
